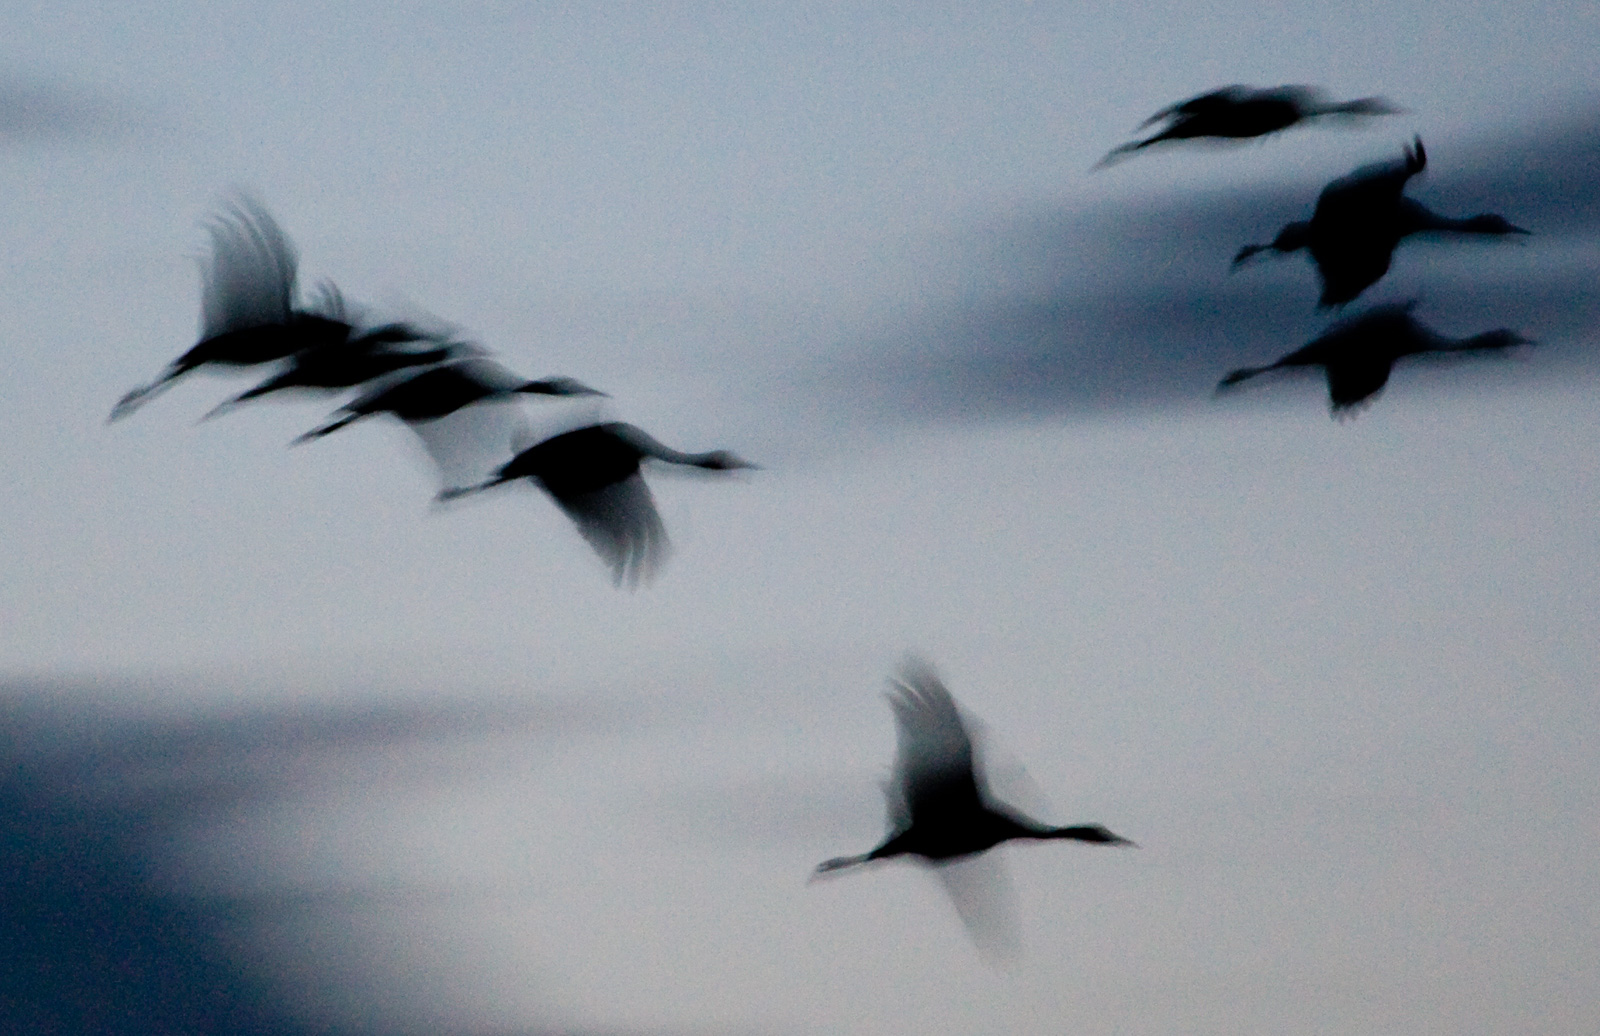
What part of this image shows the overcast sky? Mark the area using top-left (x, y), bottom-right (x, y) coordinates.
top-left (4, 2), bottom-right (1600, 1034)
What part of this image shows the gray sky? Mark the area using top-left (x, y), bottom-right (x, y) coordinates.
top-left (4, 2), bottom-right (1600, 1033)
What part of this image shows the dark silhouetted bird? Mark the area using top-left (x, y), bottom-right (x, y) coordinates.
top-left (294, 355), bottom-right (602, 441)
top-left (1217, 301), bottom-right (1530, 415)
top-left (1098, 84), bottom-right (1399, 165)
top-left (110, 197), bottom-right (362, 421)
top-left (439, 421), bottom-right (756, 588)
top-left (815, 660), bottom-right (1133, 876)
top-left (200, 298), bottom-right (468, 420)
top-left (293, 356), bottom-right (605, 493)
top-left (1233, 137), bottom-right (1529, 306)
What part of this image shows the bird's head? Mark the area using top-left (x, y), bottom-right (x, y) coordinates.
top-left (695, 450), bottom-right (760, 471)
top-left (1329, 95), bottom-right (1404, 117)
top-left (1465, 214), bottom-right (1530, 236)
top-left (1476, 329), bottom-right (1534, 351)
top-left (1052, 824), bottom-right (1137, 847)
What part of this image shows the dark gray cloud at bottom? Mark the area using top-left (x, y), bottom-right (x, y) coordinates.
top-left (815, 106), bottom-right (1600, 424)
top-left (0, 686), bottom-right (733, 1036)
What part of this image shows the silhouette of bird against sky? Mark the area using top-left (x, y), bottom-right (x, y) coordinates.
top-left (109, 197), bottom-right (364, 421)
top-left (200, 312), bottom-right (467, 421)
top-left (1217, 301), bottom-right (1530, 415)
top-left (293, 355), bottom-right (606, 493)
top-left (439, 421), bottom-right (756, 588)
top-left (815, 660), bottom-right (1133, 875)
top-left (1233, 137), bottom-right (1530, 306)
top-left (1098, 84), bottom-right (1399, 166)
top-left (295, 355), bottom-right (603, 439)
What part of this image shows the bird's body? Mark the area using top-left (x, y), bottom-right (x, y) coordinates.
top-left (1217, 301), bottom-right (1529, 414)
top-left (440, 421), bottom-right (754, 588)
top-left (815, 660), bottom-right (1132, 875)
top-left (1099, 84), bottom-right (1398, 165)
top-left (293, 356), bottom-right (606, 498)
top-left (110, 198), bottom-right (359, 421)
top-left (1234, 138), bottom-right (1528, 306)
top-left (295, 356), bottom-right (599, 436)
top-left (201, 329), bottom-right (464, 420)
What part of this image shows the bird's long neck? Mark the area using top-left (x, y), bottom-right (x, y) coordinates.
top-left (1323, 96), bottom-right (1394, 116)
top-left (1400, 201), bottom-right (1515, 236)
top-left (1035, 824), bottom-right (1134, 845)
top-left (1429, 329), bottom-right (1524, 355)
top-left (607, 423), bottom-right (731, 468)
top-left (1218, 360), bottom-right (1286, 388)
top-left (1233, 221), bottom-right (1310, 266)
top-left (1412, 209), bottom-right (1477, 233)
top-left (814, 850), bottom-right (880, 875)
top-left (641, 440), bottom-right (723, 468)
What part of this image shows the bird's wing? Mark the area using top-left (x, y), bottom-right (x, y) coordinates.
top-left (446, 356), bottom-right (528, 394)
top-left (1316, 140), bottom-right (1425, 220)
top-left (1313, 248), bottom-right (1396, 308)
top-left (199, 195), bottom-right (297, 340)
top-left (1325, 358), bottom-right (1393, 411)
top-left (1267, 84), bottom-right (1323, 109)
top-left (304, 279), bottom-right (352, 323)
top-left (932, 853), bottom-right (1022, 964)
top-left (407, 398), bottom-right (527, 494)
top-left (886, 660), bottom-right (985, 828)
top-left (339, 358), bottom-right (502, 423)
top-left (549, 473), bottom-right (670, 588)
top-left (603, 422), bottom-right (716, 468)
top-left (1138, 84), bottom-right (1249, 127)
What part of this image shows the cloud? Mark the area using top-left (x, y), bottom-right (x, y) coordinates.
top-left (0, 686), bottom-right (722, 1036)
top-left (813, 107), bottom-right (1600, 424)
top-left (0, 75), bottom-right (141, 143)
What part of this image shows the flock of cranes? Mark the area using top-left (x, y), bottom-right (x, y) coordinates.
top-left (107, 83), bottom-right (1537, 950)
top-left (110, 197), bottom-right (754, 588)
top-left (1113, 88), bottom-right (1531, 414)
top-left (809, 90), bottom-right (1532, 939)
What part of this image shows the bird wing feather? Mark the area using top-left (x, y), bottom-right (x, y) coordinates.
top-left (548, 473), bottom-right (670, 588)
top-left (1325, 358), bottom-right (1394, 411)
top-left (407, 398), bottom-right (527, 494)
top-left (932, 854), bottom-right (1022, 964)
top-left (1314, 140), bottom-right (1425, 225)
top-left (886, 661), bottom-right (986, 830)
top-left (199, 195), bottom-right (297, 340)
top-left (1139, 84), bottom-right (1249, 127)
